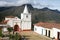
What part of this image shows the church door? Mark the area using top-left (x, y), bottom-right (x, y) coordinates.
top-left (14, 24), bottom-right (19, 31)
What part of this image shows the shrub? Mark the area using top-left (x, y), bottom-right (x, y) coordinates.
top-left (7, 27), bottom-right (13, 34)
top-left (14, 33), bottom-right (20, 40)
top-left (0, 30), bottom-right (2, 37)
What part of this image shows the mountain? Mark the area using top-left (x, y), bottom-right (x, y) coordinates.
top-left (0, 7), bottom-right (14, 11)
top-left (0, 4), bottom-right (60, 23)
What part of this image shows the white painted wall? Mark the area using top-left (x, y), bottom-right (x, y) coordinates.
top-left (47, 30), bottom-right (49, 37)
top-left (21, 21), bottom-right (31, 30)
top-left (6, 15), bottom-right (31, 30)
top-left (2, 27), bottom-right (8, 32)
top-left (34, 25), bottom-right (43, 35)
top-left (21, 13), bottom-right (31, 21)
top-left (43, 28), bottom-right (46, 35)
top-left (7, 20), bottom-right (13, 27)
top-left (13, 20), bottom-right (21, 29)
top-left (21, 11), bottom-right (31, 30)
top-left (50, 29), bottom-right (53, 38)
top-left (34, 25), bottom-right (52, 37)
top-left (5, 17), bottom-right (13, 20)
top-left (21, 13), bottom-right (24, 19)
top-left (51, 28), bottom-right (60, 39)
top-left (34, 25), bottom-right (60, 40)
top-left (7, 17), bottom-right (21, 28)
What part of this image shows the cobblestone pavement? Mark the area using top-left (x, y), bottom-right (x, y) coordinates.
top-left (19, 31), bottom-right (52, 40)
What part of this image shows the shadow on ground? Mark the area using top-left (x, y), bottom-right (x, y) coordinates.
top-left (20, 35), bottom-right (30, 40)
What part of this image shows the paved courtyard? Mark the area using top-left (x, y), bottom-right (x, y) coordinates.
top-left (19, 31), bottom-right (52, 40)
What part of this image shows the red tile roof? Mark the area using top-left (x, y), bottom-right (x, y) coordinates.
top-left (0, 20), bottom-right (9, 24)
top-left (34, 22), bottom-right (60, 29)
top-left (5, 16), bottom-right (15, 18)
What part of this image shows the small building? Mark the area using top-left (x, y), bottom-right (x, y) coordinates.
top-left (34, 22), bottom-right (60, 40)
top-left (0, 20), bottom-right (9, 32)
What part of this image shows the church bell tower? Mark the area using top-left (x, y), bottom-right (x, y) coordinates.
top-left (21, 5), bottom-right (31, 30)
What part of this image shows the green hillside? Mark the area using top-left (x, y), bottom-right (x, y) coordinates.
top-left (0, 4), bottom-right (60, 24)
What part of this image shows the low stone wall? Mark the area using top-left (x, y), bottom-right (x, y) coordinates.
top-left (1, 37), bottom-right (9, 40)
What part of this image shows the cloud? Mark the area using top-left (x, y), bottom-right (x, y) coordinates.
top-left (0, 0), bottom-right (18, 2)
top-left (0, 0), bottom-right (30, 6)
top-left (15, 0), bottom-right (30, 6)
top-left (0, 0), bottom-right (60, 10)
top-left (0, 1), bottom-right (15, 7)
top-left (0, 0), bottom-right (53, 7)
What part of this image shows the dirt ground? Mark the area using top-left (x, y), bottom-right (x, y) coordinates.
top-left (19, 31), bottom-right (52, 40)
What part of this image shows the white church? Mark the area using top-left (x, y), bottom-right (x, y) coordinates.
top-left (0, 5), bottom-right (31, 32)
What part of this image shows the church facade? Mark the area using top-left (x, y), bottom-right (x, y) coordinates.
top-left (1, 5), bottom-right (31, 31)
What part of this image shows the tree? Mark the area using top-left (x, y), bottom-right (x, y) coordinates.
top-left (7, 27), bottom-right (13, 34)
top-left (0, 29), bottom-right (2, 37)
top-left (7, 27), bottom-right (13, 40)
top-left (14, 33), bottom-right (20, 40)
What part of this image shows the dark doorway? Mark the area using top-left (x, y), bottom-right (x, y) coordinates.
top-left (58, 32), bottom-right (60, 40)
top-left (48, 30), bottom-right (50, 37)
top-left (31, 24), bottom-right (34, 31)
top-left (14, 24), bottom-right (19, 31)
top-left (46, 30), bottom-right (47, 36)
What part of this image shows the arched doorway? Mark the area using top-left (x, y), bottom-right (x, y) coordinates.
top-left (14, 24), bottom-right (19, 31)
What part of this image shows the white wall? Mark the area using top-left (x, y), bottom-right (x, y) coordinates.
top-left (43, 28), bottom-right (46, 35)
top-left (5, 17), bottom-right (13, 20)
top-left (21, 13), bottom-right (24, 19)
top-left (51, 28), bottom-right (60, 39)
top-left (21, 13), bottom-right (31, 21)
top-left (7, 20), bottom-right (13, 27)
top-left (13, 21), bottom-right (21, 28)
top-left (21, 12), bottom-right (31, 30)
top-left (21, 21), bottom-right (31, 30)
top-left (47, 29), bottom-right (50, 37)
top-left (34, 25), bottom-right (60, 39)
top-left (50, 29), bottom-right (53, 38)
top-left (7, 17), bottom-right (21, 28)
top-left (34, 25), bottom-right (43, 35)
top-left (2, 27), bottom-right (8, 32)
top-left (34, 25), bottom-right (52, 37)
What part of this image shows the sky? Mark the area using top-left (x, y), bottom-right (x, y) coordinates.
top-left (0, 0), bottom-right (60, 10)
